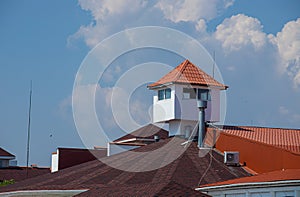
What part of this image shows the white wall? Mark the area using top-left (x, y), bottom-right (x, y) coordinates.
top-left (107, 143), bottom-right (140, 156)
top-left (175, 85), bottom-right (220, 122)
top-left (152, 85), bottom-right (175, 123)
top-left (51, 151), bottom-right (58, 173)
top-left (169, 119), bottom-right (198, 137)
top-left (152, 84), bottom-right (221, 124)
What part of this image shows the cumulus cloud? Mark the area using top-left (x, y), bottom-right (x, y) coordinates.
top-left (78, 0), bottom-right (147, 21)
top-left (270, 18), bottom-right (300, 88)
top-left (155, 0), bottom-right (234, 22)
top-left (214, 14), bottom-right (267, 52)
top-left (155, 0), bottom-right (234, 31)
top-left (70, 0), bottom-right (148, 47)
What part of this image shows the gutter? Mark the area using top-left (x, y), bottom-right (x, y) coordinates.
top-left (196, 180), bottom-right (300, 192)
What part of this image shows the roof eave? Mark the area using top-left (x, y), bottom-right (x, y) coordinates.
top-left (196, 180), bottom-right (300, 192)
top-left (148, 82), bottom-right (228, 90)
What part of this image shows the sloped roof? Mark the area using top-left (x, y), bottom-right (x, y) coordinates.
top-left (0, 148), bottom-right (15, 158)
top-left (148, 59), bottom-right (227, 89)
top-left (0, 137), bottom-right (249, 196)
top-left (77, 181), bottom-right (210, 197)
top-left (114, 124), bottom-right (169, 142)
top-left (0, 167), bottom-right (49, 182)
top-left (198, 169), bottom-right (300, 188)
top-left (209, 126), bottom-right (300, 154)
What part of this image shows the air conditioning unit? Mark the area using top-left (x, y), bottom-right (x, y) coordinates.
top-left (224, 151), bottom-right (239, 166)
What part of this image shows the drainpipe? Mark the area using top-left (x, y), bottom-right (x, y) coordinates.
top-left (197, 100), bottom-right (207, 148)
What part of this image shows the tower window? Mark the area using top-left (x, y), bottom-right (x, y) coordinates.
top-left (158, 88), bottom-right (171, 100)
top-left (183, 88), bottom-right (196, 99)
top-left (198, 89), bottom-right (211, 101)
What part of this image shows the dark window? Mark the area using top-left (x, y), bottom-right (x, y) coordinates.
top-left (183, 88), bottom-right (196, 99)
top-left (158, 88), bottom-right (171, 100)
top-left (198, 89), bottom-right (211, 101)
top-left (165, 88), bottom-right (171, 99)
top-left (158, 89), bottom-right (165, 100)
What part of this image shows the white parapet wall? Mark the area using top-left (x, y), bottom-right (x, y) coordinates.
top-left (51, 150), bottom-right (58, 173)
top-left (107, 143), bottom-right (141, 156)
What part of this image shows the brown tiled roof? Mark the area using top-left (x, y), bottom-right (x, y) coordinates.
top-left (0, 137), bottom-right (249, 195)
top-left (148, 59), bottom-right (227, 89)
top-left (77, 181), bottom-right (210, 197)
top-left (199, 169), bottom-right (300, 188)
top-left (114, 124), bottom-right (169, 142)
top-left (210, 126), bottom-right (300, 154)
top-left (0, 167), bottom-right (49, 182)
top-left (0, 148), bottom-right (15, 157)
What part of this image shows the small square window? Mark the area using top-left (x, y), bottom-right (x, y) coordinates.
top-left (183, 88), bottom-right (196, 99)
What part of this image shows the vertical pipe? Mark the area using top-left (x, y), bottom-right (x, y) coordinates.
top-left (197, 100), bottom-right (207, 148)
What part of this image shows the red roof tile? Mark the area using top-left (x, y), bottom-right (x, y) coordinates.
top-left (211, 126), bottom-right (300, 154)
top-left (148, 59), bottom-right (227, 89)
top-left (0, 148), bottom-right (15, 158)
top-left (199, 169), bottom-right (300, 188)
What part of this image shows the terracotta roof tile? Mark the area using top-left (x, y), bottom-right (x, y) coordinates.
top-left (199, 169), bottom-right (300, 188)
top-left (148, 59), bottom-right (227, 89)
top-left (210, 126), bottom-right (300, 154)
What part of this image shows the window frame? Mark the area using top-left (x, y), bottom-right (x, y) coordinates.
top-left (158, 88), bottom-right (172, 101)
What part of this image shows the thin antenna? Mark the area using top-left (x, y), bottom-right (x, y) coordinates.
top-left (212, 51), bottom-right (216, 79)
top-left (26, 80), bottom-right (32, 179)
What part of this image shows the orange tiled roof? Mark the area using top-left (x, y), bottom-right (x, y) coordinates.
top-left (199, 169), bottom-right (300, 188)
top-left (208, 126), bottom-right (300, 154)
top-left (148, 59), bottom-right (227, 89)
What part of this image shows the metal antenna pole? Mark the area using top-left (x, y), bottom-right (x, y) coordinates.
top-left (212, 51), bottom-right (215, 79)
top-left (26, 80), bottom-right (32, 179)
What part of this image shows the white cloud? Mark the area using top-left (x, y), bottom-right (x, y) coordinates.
top-left (271, 18), bottom-right (300, 88)
top-left (78, 0), bottom-right (147, 21)
top-left (196, 19), bottom-right (207, 32)
top-left (71, 0), bottom-right (148, 47)
top-left (214, 14), bottom-right (267, 52)
top-left (155, 0), bottom-right (233, 23)
top-left (155, 0), bottom-right (234, 31)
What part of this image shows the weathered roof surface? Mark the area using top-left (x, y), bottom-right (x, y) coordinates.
top-left (198, 169), bottom-right (300, 188)
top-left (0, 137), bottom-right (249, 196)
top-left (0, 147), bottom-right (15, 158)
top-left (77, 181), bottom-right (210, 197)
top-left (114, 124), bottom-right (169, 142)
top-left (148, 59), bottom-right (227, 89)
top-left (210, 126), bottom-right (300, 154)
top-left (0, 167), bottom-right (49, 182)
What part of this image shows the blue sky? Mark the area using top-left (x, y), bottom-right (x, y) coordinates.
top-left (1, 0), bottom-right (299, 167)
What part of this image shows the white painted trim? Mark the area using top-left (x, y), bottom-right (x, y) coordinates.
top-left (0, 156), bottom-right (15, 160)
top-left (196, 180), bottom-right (300, 191)
top-left (113, 138), bottom-right (156, 144)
